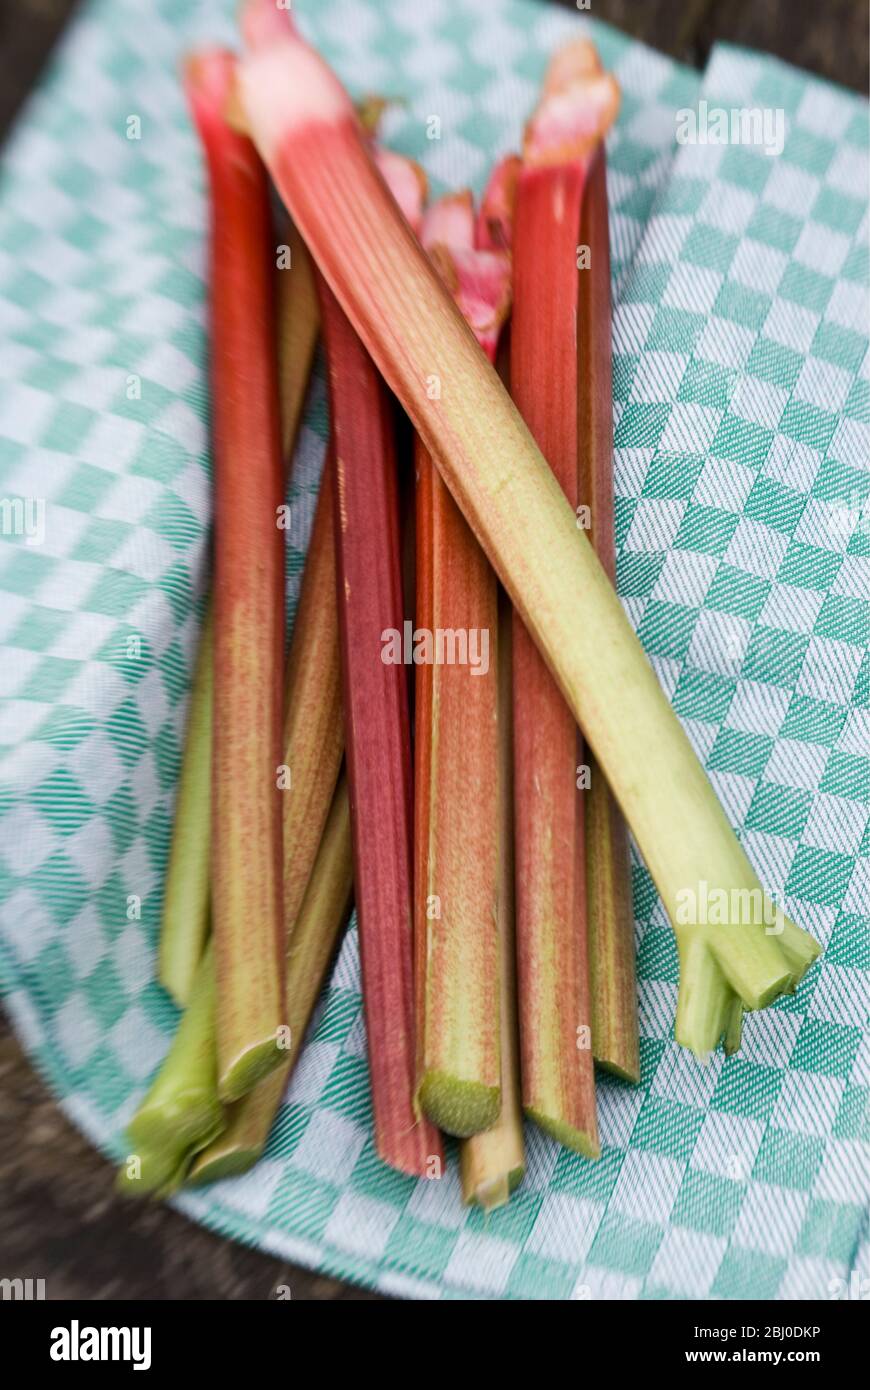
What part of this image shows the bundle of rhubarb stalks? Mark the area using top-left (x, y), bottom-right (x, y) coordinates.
top-left (119, 2), bottom-right (820, 1211)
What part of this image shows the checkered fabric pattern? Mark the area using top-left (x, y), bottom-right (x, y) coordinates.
top-left (608, 44), bottom-right (870, 1299)
top-left (0, 0), bottom-right (865, 1300)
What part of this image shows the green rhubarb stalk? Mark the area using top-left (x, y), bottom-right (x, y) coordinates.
top-left (460, 596), bottom-right (525, 1208)
top-left (189, 775), bottom-right (353, 1184)
top-left (236, 10), bottom-right (821, 1058)
top-left (158, 605), bottom-right (213, 1007)
top-left (117, 943), bottom-right (222, 1196)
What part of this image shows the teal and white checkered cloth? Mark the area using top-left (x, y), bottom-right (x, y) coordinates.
top-left (0, 0), bottom-right (867, 1299)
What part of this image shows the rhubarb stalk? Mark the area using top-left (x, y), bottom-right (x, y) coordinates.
top-left (414, 188), bottom-right (510, 1136)
top-left (318, 275), bottom-right (443, 1176)
top-left (142, 440), bottom-right (343, 1190)
top-left (276, 219), bottom-right (320, 463)
top-left (577, 143), bottom-right (640, 1082)
top-left (189, 455), bottom-right (344, 1182)
top-left (236, 13), bottom-right (820, 1058)
top-left (460, 596), bottom-right (525, 1207)
top-left (189, 775), bottom-right (353, 1185)
top-left (509, 43), bottom-right (619, 1153)
top-left (186, 49), bottom-right (285, 1102)
top-left (158, 205), bottom-right (317, 1009)
top-left (281, 448), bottom-right (344, 933)
top-left (159, 605), bottom-right (213, 1007)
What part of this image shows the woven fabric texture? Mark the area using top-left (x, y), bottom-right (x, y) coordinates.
top-left (0, 0), bottom-right (866, 1300)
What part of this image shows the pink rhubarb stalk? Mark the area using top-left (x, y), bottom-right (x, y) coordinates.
top-left (318, 277), bottom-right (442, 1177)
top-left (186, 49), bottom-right (285, 1102)
top-left (236, 9), bottom-right (820, 1061)
top-left (309, 112), bottom-right (441, 1174)
top-left (414, 188), bottom-right (511, 1136)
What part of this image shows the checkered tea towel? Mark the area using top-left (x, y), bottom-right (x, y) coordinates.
top-left (0, 0), bottom-right (866, 1299)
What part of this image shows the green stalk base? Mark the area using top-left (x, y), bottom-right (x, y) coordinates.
top-left (127, 1095), bottom-right (223, 1157)
top-left (418, 1072), bottom-right (500, 1138)
top-left (674, 911), bottom-right (820, 1059)
top-left (724, 996), bottom-right (744, 1056)
top-left (117, 1104), bottom-right (224, 1198)
top-left (526, 1106), bottom-right (600, 1161)
top-left (595, 1057), bottom-right (641, 1084)
top-left (187, 1146), bottom-right (263, 1186)
top-left (119, 945), bottom-right (223, 1196)
top-left (466, 1164), bottom-right (525, 1212)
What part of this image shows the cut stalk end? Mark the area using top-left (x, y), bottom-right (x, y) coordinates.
top-left (523, 40), bottom-right (620, 169)
top-left (778, 915), bottom-right (823, 979)
top-left (187, 1064), bottom-right (287, 1186)
top-left (462, 1163), bottom-right (525, 1212)
top-left (186, 1146), bottom-right (264, 1186)
top-left (526, 1107), bottom-right (600, 1161)
top-left (218, 1034), bottom-right (285, 1104)
top-left (418, 1072), bottom-right (500, 1139)
top-left (724, 995), bottom-right (744, 1056)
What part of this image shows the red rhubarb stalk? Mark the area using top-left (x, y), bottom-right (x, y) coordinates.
top-left (577, 144), bottom-right (640, 1082)
top-left (158, 209), bottom-right (317, 1009)
top-left (318, 275), bottom-right (442, 1177)
top-left (158, 231), bottom-right (316, 1010)
top-left (414, 189), bottom-right (511, 1136)
top-left (185, 49), bottom-right (285, 1102)
top-left (509, 42), bottom-right (618, 1154)
top-left (311, 119), bottom-right (441, 1173)
top-left (236, 12), bottom-right (820, 1061)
